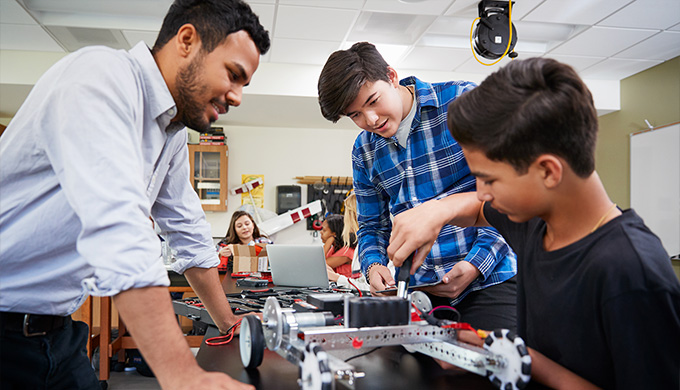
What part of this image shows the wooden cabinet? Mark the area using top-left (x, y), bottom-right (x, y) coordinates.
top-left (188, 144), bottom-right (228, 211)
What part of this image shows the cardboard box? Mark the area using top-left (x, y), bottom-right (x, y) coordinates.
top-left (232, 244), bottom-right (269, 273)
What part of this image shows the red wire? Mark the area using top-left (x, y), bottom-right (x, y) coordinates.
top-left (346, 279), bottom-right (362, 297)
top-left (205, 319), bottom-right (242, 346)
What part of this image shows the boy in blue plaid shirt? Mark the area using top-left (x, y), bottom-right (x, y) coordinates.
top-left (317, 42), bottom-right (517, 331)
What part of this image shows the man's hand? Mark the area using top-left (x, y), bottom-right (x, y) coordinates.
top-left (388, 199), bottom-right (450, 273)
top-left (417, 262), bottom-right (481, 299)
top-left (167, 370), bottom-right (255, 390)
top-left (227, 312), bottom-right (262, 336)
top-left (368, 264), bottom-right (396, 295)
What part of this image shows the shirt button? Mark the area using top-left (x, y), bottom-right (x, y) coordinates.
top-left (167, 108), bottom-right (176, 117)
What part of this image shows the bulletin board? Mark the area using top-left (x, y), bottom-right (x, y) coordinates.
top-left (630, 122), bottom-right (680, 256)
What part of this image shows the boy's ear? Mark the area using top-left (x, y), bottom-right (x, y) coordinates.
top-left (534, 154), bottom-right (563, 189)
top-left (387, 66), bottom-right (400, 87)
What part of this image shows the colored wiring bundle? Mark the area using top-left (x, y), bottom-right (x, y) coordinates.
top-left (205, 318), bottom-right (243, 346)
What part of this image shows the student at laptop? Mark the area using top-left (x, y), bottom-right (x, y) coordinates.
top-left (321, 214), bottom-right (356, 277)
top-left (318, 42), bottom-right (517, 331)
top-left (387, 58), bottom-right (680, 389)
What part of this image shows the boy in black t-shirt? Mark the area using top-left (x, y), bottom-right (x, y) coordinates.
top-left (386, 58), bottom-right (680, 389)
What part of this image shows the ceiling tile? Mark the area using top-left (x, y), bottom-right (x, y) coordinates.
top-left (248, 3), bottom-right (275, 35)
top-left (274, 5), bottom-right (357, 41)
top-left (445, 0), bottom-right (544, 20)
top-left (1, 0), bottom-right (38, 25)
top-left (598, 0), bottom-right (680, 30)
top-left (579, 58), bottom-right (662, 80)
top-left (523, 0), bottom-right (634, 25)
top-left (0, 23), bottom-right (64, 51)
top-left (426, 16), bottom-right (476, 36)
top-left (453, 53), bottom-right (519, 75)
top-left (398, 46), bottom-right (467, 71)
top-left (549, 26), bottom-right (658, 57)
top-left (278, 0), bottom-right (364, 9)
top-left (543, 54), bottom-right (606, 72)
top-left (348, 11), bottom-right (436, 45)
top-left (269, 38), bottom-right (340, 65)
top-left (363, 0), bottom-right (454, 16)
top-left (614, 31), bottom-right (680, 60)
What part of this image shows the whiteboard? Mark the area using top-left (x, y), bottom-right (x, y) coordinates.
top-left (630, 123), bottom-right (680, 256)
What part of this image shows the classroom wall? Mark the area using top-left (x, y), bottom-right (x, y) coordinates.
top-left (201, 125), bottom-right (362, 242)
top-left (596, 56), bottom-right (680, 209)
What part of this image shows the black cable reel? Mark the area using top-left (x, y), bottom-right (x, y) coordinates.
top-left (473, 0), bottom-right (518, 60)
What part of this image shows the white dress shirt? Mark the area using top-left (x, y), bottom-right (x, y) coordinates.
top-left (0, 42), bottom-right (218, 315)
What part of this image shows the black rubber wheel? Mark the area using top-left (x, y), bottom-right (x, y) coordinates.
top-left (240, 315), bottom-right (265, 369)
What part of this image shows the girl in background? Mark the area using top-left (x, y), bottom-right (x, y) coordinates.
top-left (217, 210), bottom-right (272, 270)
top-left (320, 214), bottom-right (355, 277)
top-left (326, 192), bottom-right (394, 291)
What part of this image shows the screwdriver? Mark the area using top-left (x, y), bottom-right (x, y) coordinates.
top-left (396, 253), bottom-right (414, 299)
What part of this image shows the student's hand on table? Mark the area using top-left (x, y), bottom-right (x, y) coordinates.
top-left (418, 261), bottom-right (481, 299)
top-left (388, 199), bottom-right (449, 273)
top-left (368, 264), bottom-right (396, 296)
top-left (326, 264), bottom-right (340, 282)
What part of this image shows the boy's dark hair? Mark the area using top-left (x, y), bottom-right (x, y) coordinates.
top-left (447, 57), bottom-right (598, 178)
top-left (325, 214), bottom-right (356, 251)
top-left (221, 210), bottom-right (266, 245)
top-left (318, 42), bottom-right (390, 123)
top-left (152, 0), bottom-right (270, 56)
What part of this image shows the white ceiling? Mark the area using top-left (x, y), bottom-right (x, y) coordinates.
top-left (1, 0), bottom-right (679, 129)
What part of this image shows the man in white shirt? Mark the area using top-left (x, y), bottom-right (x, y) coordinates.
top-left (0, 1), bottom-right (269, 389)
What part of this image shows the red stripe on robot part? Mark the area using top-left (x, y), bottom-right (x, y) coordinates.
top-left (291, 212), bottom-right (301, 223)
top-left (251, 181), bottom-right (261, 189)
top-left (233, 188), bottom-right (243, 194)
top-left (301, 208), bottom-right (311, 218)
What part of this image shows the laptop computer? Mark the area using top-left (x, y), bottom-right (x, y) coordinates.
top-left (266, 244), bottom-right (330, 289)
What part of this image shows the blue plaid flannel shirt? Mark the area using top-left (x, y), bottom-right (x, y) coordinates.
top-left (353, 76), bottom-right (517, 304)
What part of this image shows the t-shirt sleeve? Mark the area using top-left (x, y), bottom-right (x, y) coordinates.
top-left (601, 290), bottom-right (680, 389)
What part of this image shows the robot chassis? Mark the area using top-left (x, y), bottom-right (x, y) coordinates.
top-left (239, 292), bottom-right (531, 390)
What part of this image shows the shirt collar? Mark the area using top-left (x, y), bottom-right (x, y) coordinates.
top-left (129, 41), bottom-right (182, 132)
top-left (400, 76), bottom-right (439, 109)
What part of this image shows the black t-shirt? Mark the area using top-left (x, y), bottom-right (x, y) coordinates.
top-left (484, 204), bottom-right (680, 389)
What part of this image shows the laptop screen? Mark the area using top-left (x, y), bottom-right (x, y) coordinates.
top-left (266, 244), bottom-right (330, 289)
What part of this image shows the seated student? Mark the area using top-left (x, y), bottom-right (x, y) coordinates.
top-left (326, 192), bottom-right (394, 290)
top-left (320, 214), bottom-right (356, 277)
top-left (387, 57), bottom-right (680, 389)
top-left (217, 210), bottom-right (272, 270)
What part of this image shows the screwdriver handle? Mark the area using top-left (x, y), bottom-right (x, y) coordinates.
top-left (398, 253), bottom-right (414, 282)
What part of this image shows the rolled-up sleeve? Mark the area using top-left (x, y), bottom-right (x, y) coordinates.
top-left (43, 52), bottom-right (170, 296)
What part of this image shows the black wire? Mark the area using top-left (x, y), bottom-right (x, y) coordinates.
top-left (430, 306), bottom-right (461, 323)
top-left (344, 347), bottom-right (381, 362)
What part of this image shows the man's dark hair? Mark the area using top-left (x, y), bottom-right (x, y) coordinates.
top-left (447, 57), bottom-right (598, 178)
top-left (318, 42), bottom-right (390, 123)
top-left (152, 0), bottom-right (270, 55)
